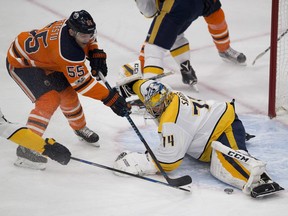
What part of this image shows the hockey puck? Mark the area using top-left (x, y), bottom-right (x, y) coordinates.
top-left (224, 188), bottom-right (234, 194)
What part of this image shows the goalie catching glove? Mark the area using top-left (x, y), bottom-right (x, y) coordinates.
top-left (116, 60), bottom-right (143, 98)
top-left (102, 88), bottom-right (131, 117)
top-left (113, 151), bottom-right (157, 176)
top-left (88, 49), bottom-right (107, 80)
top-left (42, 138), bottom-right (71, 165)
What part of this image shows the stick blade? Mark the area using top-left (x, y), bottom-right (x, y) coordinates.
top-left (168, 175), bottom-right (192, 187)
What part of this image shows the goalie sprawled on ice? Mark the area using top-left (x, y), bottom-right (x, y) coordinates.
top-left (113, 70), bottom-right (284, 198)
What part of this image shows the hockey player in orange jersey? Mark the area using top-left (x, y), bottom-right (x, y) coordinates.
top-left (134, 0), bottom-right (246, 87)
top-left (6, 10), bottom-right (130, 170)
top-left (0, 109), bottom-right (71, 167)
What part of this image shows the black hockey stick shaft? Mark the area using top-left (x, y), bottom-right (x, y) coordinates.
top-left (252, 28), bottom-right (288, 65)
top-left (99, 72), bottom-right (192, 187)
top-left (70, 156), bottom-right (190, 192)
top-left (124, 114), bottom-right (192, 187)
top-left (149, 71), bottom-right (174, 80)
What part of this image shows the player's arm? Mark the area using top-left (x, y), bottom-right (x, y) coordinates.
top-left (86, 38), bottom-right (108, 80)
top-left (0, 114), bottom-right (71, 165)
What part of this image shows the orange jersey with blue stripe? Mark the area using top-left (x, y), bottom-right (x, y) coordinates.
top-left (7, 19), bottom-right (108, 100)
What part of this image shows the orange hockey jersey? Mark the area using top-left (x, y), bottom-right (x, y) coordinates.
top-left (7, 19), bottom-right (109, 100)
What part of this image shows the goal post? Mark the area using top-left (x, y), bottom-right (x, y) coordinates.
top-left (269, 0), bottom-right (288, 118)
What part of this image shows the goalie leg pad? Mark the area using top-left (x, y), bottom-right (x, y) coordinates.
top-left (210, 144), bottom-right (248, 190)
top-left (113, 151), bottom-right (157, 176)
top-left (211, 141), bottom-right (267, 194)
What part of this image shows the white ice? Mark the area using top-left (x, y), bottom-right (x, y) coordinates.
top-left (0, 0), bottom-right (287, 216)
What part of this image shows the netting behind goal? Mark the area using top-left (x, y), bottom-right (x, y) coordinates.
top-left (269, 0), bottom-right (288, 118)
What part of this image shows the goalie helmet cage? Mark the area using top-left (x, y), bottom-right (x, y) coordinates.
top-left (269, 0), bottom-right (288, 118)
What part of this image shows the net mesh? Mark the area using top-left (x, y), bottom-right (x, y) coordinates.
top-left (276, 0), bottom-right (288, 114)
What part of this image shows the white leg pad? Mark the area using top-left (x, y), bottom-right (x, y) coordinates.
top-left (210, 141), bottom-right (267, 193)
top-left (143, 43), bottom-right (166, 77)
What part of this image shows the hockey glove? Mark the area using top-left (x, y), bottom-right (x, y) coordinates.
top-left (102, 88), bottom-right (131, 117)
top-left (42, 138), bottom-right (71, 165)
top-left (113, 151), bottom-right (157, 176)
top-left (88, 49), bottom-right (108, 80)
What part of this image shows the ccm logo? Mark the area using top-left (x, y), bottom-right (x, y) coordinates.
top-left (227, 151), bottom-right (249, 162)
top-left (134, 63), bottom-right (139, 73)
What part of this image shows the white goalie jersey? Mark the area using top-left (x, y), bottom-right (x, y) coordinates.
top-left (154, 91), bottom-right (234, 166)
top-left (131, 79), bottom-right (236, 170)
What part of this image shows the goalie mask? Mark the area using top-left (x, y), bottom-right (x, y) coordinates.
top-left (143, 81), bottom-right (173, 118)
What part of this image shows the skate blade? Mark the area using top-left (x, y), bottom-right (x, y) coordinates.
top-left (221, 58), bottom-right (247, 66)
top-left (77, 137), bottom-right (100, 147)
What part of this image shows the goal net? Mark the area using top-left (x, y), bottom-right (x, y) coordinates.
top-left (269, 0), bottom-right (288, 118)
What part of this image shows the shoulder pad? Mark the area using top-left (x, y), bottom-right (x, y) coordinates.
top-left (60, 25), bottom-right (85, 62)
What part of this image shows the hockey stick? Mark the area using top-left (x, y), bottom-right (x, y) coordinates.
top-left (99, 72), bottom-right (192, 187)
top-left (148, 71), bottom-right (174, 80)
top-left (70, 156), bottom-right (190, 192)
top-left (252, 28), bottom-right (288, 65)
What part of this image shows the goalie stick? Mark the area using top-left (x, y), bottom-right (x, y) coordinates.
top-left (70, 156), bottom-right (190, 192)
top-left (148, 71), bottom-right (174, 80)
top-left (99, 72), bottom-right (192, 187)
top-left (252, 28), bottom-right (288, 65)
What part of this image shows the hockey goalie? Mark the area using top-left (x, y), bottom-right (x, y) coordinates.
top-left (113, 72), bottom-right (284, 198)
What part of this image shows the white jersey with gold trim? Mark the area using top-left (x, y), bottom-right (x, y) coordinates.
top-left (155, 91), bottom-right (230, 163)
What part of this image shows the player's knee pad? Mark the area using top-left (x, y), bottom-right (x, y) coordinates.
top-left (34, 90), bottom-right (61, 117)
top-left (59, 87), bottom-right (79, 108)
top-left (28, 91), bottom-right (60, 135)
top-left (59, 87), bottom-right (86, 130)
top-left (114, 151), bottom-right (158, 176)
top-left (143, 43), bottom-right (166, 77)
top-left (170, 34), bottom-right (190, 65)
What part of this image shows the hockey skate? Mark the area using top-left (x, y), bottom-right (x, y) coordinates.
top-left (74, 126), bottom-right (100, 147)
top-left (180, 60), bottom-right (199, 92)
top-left (14, 146), bottom-right (47, 170)
top-left (250, 173), bottom-right (284, 198)
top-left (219, 47), bottom-right (247, 65)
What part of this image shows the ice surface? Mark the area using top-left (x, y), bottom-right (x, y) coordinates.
top-left (0, 1), bottom-right (287, 216)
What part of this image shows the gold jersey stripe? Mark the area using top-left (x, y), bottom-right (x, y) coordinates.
top-left (159, 158), bottom-right (183, 172)
top-left (148, 0), bottom-right (175, 44)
